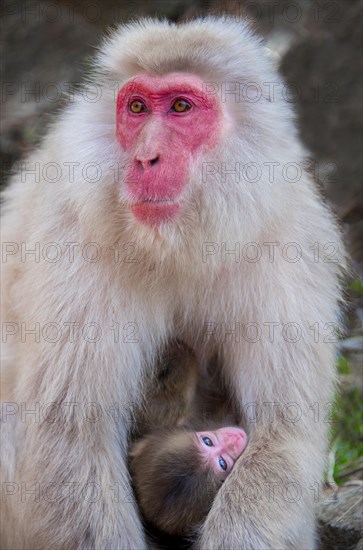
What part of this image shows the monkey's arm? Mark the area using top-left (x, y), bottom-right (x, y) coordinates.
top-left (197, 426), bottom-right (319, 549)
top-left (4, 348), bottom-right (147, 549)
top-left (197, 347), bottom-right (330, 550)
top-left (197, 240), bottom-right (342, 549)
top-left (1, 247), bottom-right (149, 549)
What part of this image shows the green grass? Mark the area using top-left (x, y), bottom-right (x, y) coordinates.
top-left (329, 277), bottom-right (363, 483)
top-left (331, 383), bottom-right (363, 483)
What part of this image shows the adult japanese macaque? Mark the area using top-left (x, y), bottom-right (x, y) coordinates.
top-left (130, 426), bottom-right (247, 537)
top-left (1, 17), bottom-right (344, 550)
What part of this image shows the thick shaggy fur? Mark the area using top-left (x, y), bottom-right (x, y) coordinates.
top-left (1, 17), bottom-right (344, 549)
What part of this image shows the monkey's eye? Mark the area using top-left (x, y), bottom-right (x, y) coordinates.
top-left (219, 458), bottom-right (227, 471)
top-left (129, 100), bottom-right (147, 113)
top-left (171, 98), bottom-right (192, 113)
top-left (202, 436), bottom-right (213, 447)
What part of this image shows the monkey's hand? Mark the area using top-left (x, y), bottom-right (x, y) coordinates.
top-left (196, 427), bottom-right (317, 550)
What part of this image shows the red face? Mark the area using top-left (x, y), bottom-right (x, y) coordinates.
top-left (196, 427), bottom-right (247, 478)
top-left (116, 73), bottom-right (222, 227)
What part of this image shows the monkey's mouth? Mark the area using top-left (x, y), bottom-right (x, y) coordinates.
top-left (141, 198), bottom-right (175, 203)
top-left (131, 200), bottom-right (180, 227)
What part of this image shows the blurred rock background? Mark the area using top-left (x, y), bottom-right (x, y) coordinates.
top-left (1, 1), bottom-right (362, 547)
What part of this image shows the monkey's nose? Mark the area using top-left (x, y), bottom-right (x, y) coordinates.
top-left (223, 431), bottom-right (247, 458)
top-left (136, 155), bottom-right (160, 170)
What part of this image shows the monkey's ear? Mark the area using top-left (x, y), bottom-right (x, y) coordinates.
top-left (129, 438), bottom-right (149, 459)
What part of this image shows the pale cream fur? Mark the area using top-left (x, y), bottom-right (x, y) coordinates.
top-left (1, 17), bottom-right (344, 549)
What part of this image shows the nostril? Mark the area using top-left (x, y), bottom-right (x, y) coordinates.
top-left (135, 156), bottom-right (160, 170)
top-left (149, 156), bottom-right (159, 167)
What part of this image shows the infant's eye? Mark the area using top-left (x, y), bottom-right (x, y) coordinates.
top-left (219, 458), bottom-right (227, 471)
top-left (129, 100), bottom-right (147, 113)
top-left (202, 436), bottom-right (213, 447)
top-left (171, 98), bottom-right (192, 113)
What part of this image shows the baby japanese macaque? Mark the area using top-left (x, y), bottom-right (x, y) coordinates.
top-left (130, 425), bottom-right (247, 536)
top-left (130, 341), bottom-right (247, 537)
